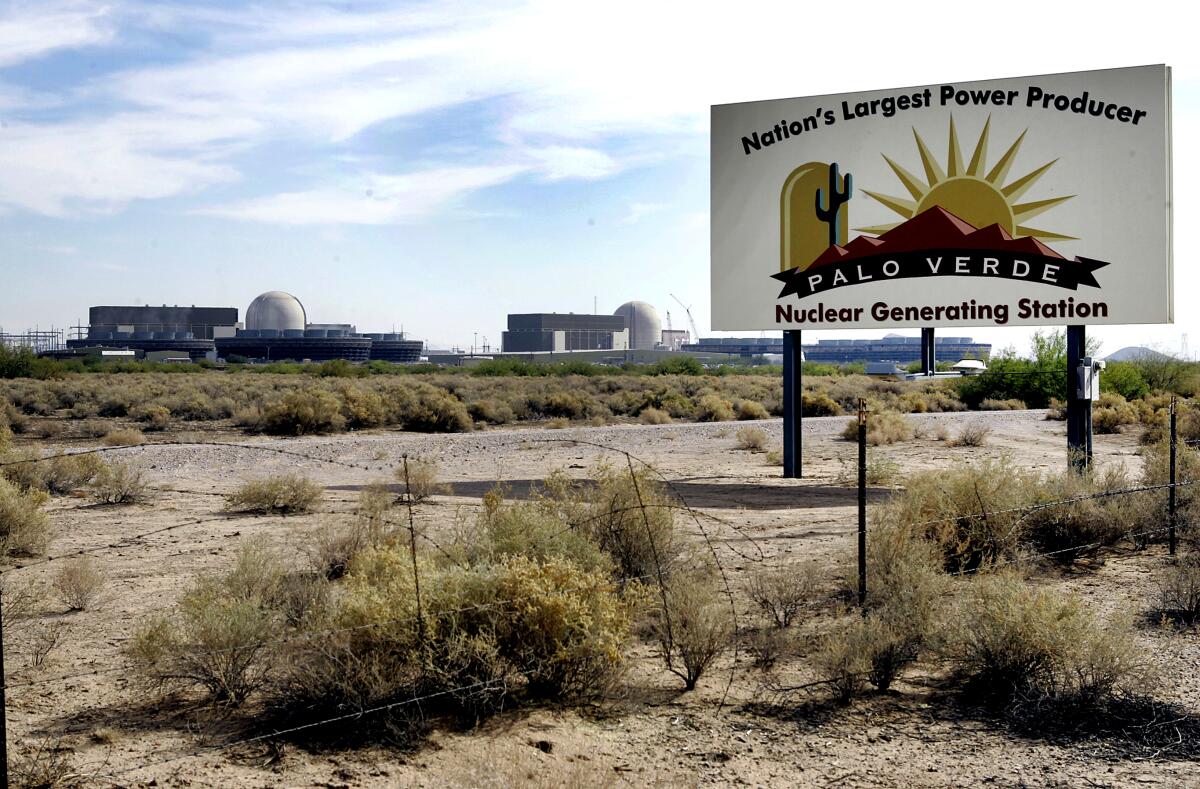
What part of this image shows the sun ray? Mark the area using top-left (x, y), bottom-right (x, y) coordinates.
top-left (1015, 225), bottom-right (1077, 241)
top-left (1002, 159), bottom-right (1058, 201)
top-left (947, 116), bottom-right (963, 177)
top-left (853, 222), bottom-right (902, 235)
top-left (862, 190), bottom-right (916, 218)
top-left (1012, 194), bottom-right (1074, 222)
top-left (881, 155), bottom-right (927, 201)
top-left (912, 127), bottom-right (945, 186)
top-left (985, 129), bottom-right (1026, 185)
top-left (966, 116), bottom-right (990, 177)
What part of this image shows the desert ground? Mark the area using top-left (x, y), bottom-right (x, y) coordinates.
top-left (4, 409), bottom-right (1196, 788)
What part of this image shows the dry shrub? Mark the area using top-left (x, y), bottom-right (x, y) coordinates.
top-left (132, 404), bottom-right (171, 431)
top-left (1140, 440), bottom-right (1200, 541)
top-left (1156, 554), bottom-right (1200, 624)
top-left (694, 393), bottom-right (735, 422)
top-left (101, 427), bottom-right (146, 446)
top-left (471, 480), bottom-right (609, 575)
top-left (734, 426), bottom-right (768, 451)
top-left (9, 737), bottom-right (74, 789)
top-left (545, 417), bottom-right (570, 429)
top-left (1021, 464), bottom-right (1139, 561)
top-left (764, 447), bottom-right (783, 466)
top-left (949, 570), bottom-right (1145, 707)
top-left (75, 419), bottom-right (106, 437)
top-left (226, 474), bottom-right (322, 514)
top-left (53, 556), bottom-right (105, 611)
top-left (90, 461), bottom-right (149, 505)
top-left (651, 568), bottom-right (734, 690)
top-left (127, 542), bottom-right (288, 703)
top-left (304, 485), bottom-right (395, 580)
top-left (469, 398), bottom-right (515, 425)
top-left (1, 576), bottom-right (44, 634)
top-left (802, 390), bottom-right (842, 417)
top-left (1045, 398), bottom-right (1067, 420)
top-left (814, 616), bottom-right (888, 702)
top-left (836, 455), bottom-right (900, 487)
top-left (638, 407), bottom-right (672, 425)
top-left (262, 388), bottom-right (347, 435)
top-left (38, 420), bottom-right (66, 439)
top-left (840, 411), bottom-right (912, 445)
top-left (43, 453), bottom-right (105, 494)
top-left (396, 457), bottom-right (451, 504)
top-left (736, 399), bottom-right (770, 420)
top-left (575, 463), bottom-right (680, 582)
top-left (0, 477), bottom-right (50, 557)
top-left (28, 621), bottom-right (68, 668)
top-left (747, 625), bottom-right (790, 671)
top-left (747, 562), bottom-right (825, 629)
top-left (948, 422), bottom-right (991, 447)
top-left (1093, 392), bottom-right (1139, 434)
top-left (979, 398), bottom-right (1027, 411)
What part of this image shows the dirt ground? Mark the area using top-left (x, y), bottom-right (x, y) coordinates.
top-left (4, 410), bottom-right (1197, 788)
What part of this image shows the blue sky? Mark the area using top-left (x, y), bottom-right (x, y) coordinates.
top-left (0, 0), bottom-right (1197, 357)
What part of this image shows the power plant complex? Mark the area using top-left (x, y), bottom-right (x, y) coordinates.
top-left (26, 291), bottom-right (990, 368)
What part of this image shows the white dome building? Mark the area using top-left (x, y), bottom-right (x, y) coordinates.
top-left (246, 291), bottom-right (306, 332)
top-left (614, 301), bottom-right (662, 351)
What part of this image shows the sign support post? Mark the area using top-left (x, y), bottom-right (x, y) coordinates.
top-left (782, 329), bottom-right (803, 478)
top-left (1066, 324), bottom-right (1093, 473)
top-left (921, 327), bottom-right (935, 376)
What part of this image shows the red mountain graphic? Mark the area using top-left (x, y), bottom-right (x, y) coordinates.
top-left (809, 205), bottom-right (1065, 269)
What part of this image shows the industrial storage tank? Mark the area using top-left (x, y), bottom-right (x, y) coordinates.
top-left (613, 301), bottom-right (662, 351)
top-left (246, 291), bottom-right (306, 332)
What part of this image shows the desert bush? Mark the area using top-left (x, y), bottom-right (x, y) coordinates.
top-left (736, 400), bottom-right (770, 420)
top-left (980, 398), bottom-right (1026, 411)
top-left (747, 625), bottom-right (789, 670)
top-left (651, 569), bottom-right (734, 690)
top-left (397, 387), bottom-right (474, 432)
top-left (38, 420), bottom-right (66, 439)
top-left (28, 621), bottom-right (68, 669)
top-left (802, 390), bottom-right (842, 417)
top-left (0, 477), bottom-right (50, 557)
top-left (734, 425), bottom-right (768, 451)
top-left (747, 562), bottom-right (824, 629)
top-left (816, 614), bottom-right (919, 701)
top-left (470, 481), bottom-right (609, 574)
top-left (338, 385), bottom-right (388, 428)
top-left (127, 543), bottom-right (287, 703)
top-left (948, 422), bottom-right (991, 447)
top-left (948, 570), bottom-right (1144, 707)
top-left (53, 556), bottom-right (105, 611)
top-left (1091, 392), bottom-right (1140, 434)
top-left (1139, 441), bottom-right (1200, 541)
top-left (764, 447), bottom-right (783, 466)
top-left (74, 419), bottom-right (106, 437)
top-left (226, 474), bottom-right (322, 514)
top-left (262, 388), bottom-right (347, 435)
top-left (1045, 398), bottom-right (1067, 420)
top-left (1, 577), bottom-right (44, 634)
top-left (131, 404), bottom-right (172, 431)
top-left (396, 457), bottom-right (450, 504)
top-left (639, 407), bottom-right (672, 425)
top-left (91, 461), bottom-right (149, 505)
top-left (469, 398), bottom-right (515, 425)
top-left (1099, 361), bottom-right (1150, 400)
top-left (8, 738), bottom-right (74, 788)
top-left (1156, 554), bottom-right (1200, 624)
top-left (101, 427), bottom-right (146, 446)
top-left (575, 463), bottom-right (680, 582)
top-left (840, 410), bottom-right (912, 445)
top-left (694, 393), bottom-right (735, 422)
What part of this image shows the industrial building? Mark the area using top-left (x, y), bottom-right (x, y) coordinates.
top-left (65, 292), bottom-right (422, 364)
top-left (502, 313), bottom-right (628, 353)
top-left (682, 337), bottom-right (785, 357)
top-left (802, 335), bottom-right (991, 365)
top-left (613, 301), bottom-right (662, 351)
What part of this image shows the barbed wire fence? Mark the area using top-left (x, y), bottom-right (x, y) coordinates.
top-left (0, 392), bottom-right (1195, 783)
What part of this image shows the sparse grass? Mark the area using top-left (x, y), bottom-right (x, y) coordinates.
top-left (764, 447), bottom-right (783, 466)
top-left (226, 474), bottom-right (322, 514)
top-left (979, 398), bottom-right (1027, 411)
top-left (734, 425), bottom-right (768, 451)
top-left (396, 457), bottom-right (451, 504)
top-left (948, 422), bottom-right (991, 447)
top-left (9, 737), bottom-right (74, 789)
top-left (53, 556), bottom-right (105, 611)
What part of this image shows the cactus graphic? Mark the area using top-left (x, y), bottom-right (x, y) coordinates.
top-left (814, 163), bottom-right (852, 247)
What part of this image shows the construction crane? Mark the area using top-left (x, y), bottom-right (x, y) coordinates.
top-left (669, 294), bottom-right (699, 344)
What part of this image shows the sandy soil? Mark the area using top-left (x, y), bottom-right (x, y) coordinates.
top-left (4, 410), bottom-right (1195, 788)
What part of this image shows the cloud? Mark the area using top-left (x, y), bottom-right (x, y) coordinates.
top-left (0, 2), bottom-right (113, 68)
top-left (526, 146), bottom-right (618, 180)
top-left (624, 202), bottom-right (667, 224)
top-left (194, 164), bottom-right (527, 225)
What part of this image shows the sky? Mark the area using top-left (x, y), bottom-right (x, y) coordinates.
top-left (0, 0), bottom-right (1197, 358)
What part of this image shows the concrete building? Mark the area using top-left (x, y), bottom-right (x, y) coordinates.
top-left (85, 305), bottom-right (238, 340)
top-left (246, 291), bottom-right (305, 332)
top-left (502, 313), bottom-right (628, 353)
top-left (682, 337), bottom-right (785, 357)
top-left (802, 335), bottom-right (990, 365)
top-left (660, 329), bottom-right (689, 351)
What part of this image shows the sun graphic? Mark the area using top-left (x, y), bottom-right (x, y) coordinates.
top-left (856, 116), bottom-right (1075, 242)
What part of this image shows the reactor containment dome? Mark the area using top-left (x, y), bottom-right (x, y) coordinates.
top-left (614, 301), bottom-right (661, 351)
top-left (246, 291), bottom-right (306, 332)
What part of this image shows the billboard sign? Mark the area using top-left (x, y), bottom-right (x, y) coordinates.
top-left (710, 65), bottom-right (1172, 330)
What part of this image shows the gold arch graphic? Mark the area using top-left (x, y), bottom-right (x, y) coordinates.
top-left (780, 162), bottom-right (845, 272)
top-left (856, 116), bottom-right (1075, 242)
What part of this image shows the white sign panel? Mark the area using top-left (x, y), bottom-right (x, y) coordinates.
top-left (710, 65), bottom-right (1172, 330)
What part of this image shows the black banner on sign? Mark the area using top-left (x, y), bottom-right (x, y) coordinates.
top-left (772, 249), bottom-right (1110, 299)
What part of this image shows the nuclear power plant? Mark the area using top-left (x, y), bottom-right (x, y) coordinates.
top-left (65, 291), bottom-right (423, 363)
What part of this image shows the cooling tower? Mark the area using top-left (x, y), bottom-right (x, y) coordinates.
top-left (613, 301), bottom-right (662, 351)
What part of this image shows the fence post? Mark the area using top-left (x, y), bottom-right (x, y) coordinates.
top-left (1170, 396), bottom-right (1178, 556)
top-left (401, 456), bottom-right (426, 644)
top-left (1, 586), bottom-right (7, 788)
top-left (857, 398), bottom-right (867, 611)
